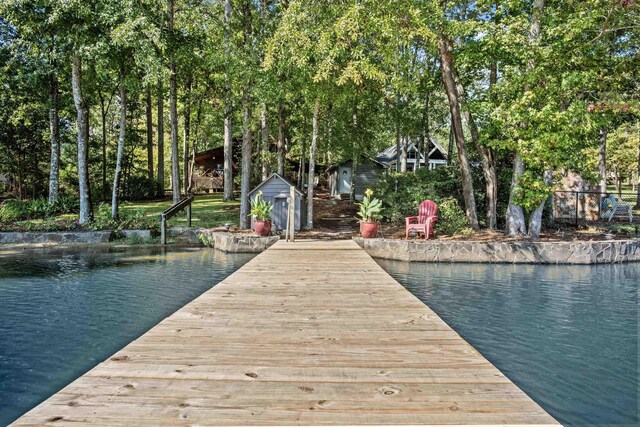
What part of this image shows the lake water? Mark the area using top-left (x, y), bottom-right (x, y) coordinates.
top-left (377, 259), bottom-right (639, 426)
top-left (0, 247), bottom-right (254, 426)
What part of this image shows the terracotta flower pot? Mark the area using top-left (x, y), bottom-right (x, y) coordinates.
top-left (253, 220), bottom-right (272, 237)
top-left (360, 221), bottom-right (380, 238)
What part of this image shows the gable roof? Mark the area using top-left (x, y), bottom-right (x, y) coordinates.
top-left (249, 173), bottom-right (304, 197)
top-left (375, 137), bottom-right (447, 164)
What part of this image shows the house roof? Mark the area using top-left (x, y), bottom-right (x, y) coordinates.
top-left (249, 173), bottom-right (304, 197)
top-left (374, 137), bottom-right (447, 164)
top-left (326, 158), bottom-right (387, 173)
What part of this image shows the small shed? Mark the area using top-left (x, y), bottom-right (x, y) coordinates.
top-left (327, 159), bottom-right (386, 200)
top-left (249, 173), bottom-right (305, 231)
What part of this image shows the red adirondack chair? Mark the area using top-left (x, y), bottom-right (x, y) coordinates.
top-left (405, 200), bottom-right (438, 240)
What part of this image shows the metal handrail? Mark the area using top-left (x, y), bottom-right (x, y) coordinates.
top-left (160, 195), bottom-right (194, 245)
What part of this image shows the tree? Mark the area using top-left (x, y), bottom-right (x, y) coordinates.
top-left (167, 0), bottom-right (180, 204)
top-left (223, 0), bottom-right (234, 202)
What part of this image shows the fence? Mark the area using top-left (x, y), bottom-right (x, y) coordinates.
top-left (553, 190), bottom-right (640, 226)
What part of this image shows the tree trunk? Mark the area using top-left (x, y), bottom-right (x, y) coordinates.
top-left (438, 35), bottom-right (479, 229)
top-left (599, 127), bottom-right (607, 194)
top-left (101, 100), bottom-right (108, 201)
top-left (506, 153), bottom-right (527, 236)
top-left (239, 91), bottom-right (252, 230)
top-left (71, 52), bottom-right (93, 224)
top-left (146, 87), bottom-right (153, 181)
top-left (48, 75), bottom-right (60, 204)
top-left (261, 106), bottom-right (269, 180)
top-left (157, 80), bottom-right (165, 196)
top-left (395, 117), bottom-right (401, 172)
top-left (298, 140), bottom-right (306, 190)
top-left (168, 0), bottom-right (180, 204)
top-left (350, 110), bottom-right (358, 202)
top-left (527, 169), bottom-right (553, 238)
top-left (277, 105), bottom-right (285, 175)
top-left (400, 136), bottom-right (408, 172)
top-left (506, 0), bottom-right (544, 237)
top-left (183, 78), bottom-right (192, 195)
top-left (223, 0), bottom-right (234, 201)
top-left (307, 99), bottom-right (319, 229)
top-left (112, 68), bottom-right (126, 219)
top-left (417, 94), bottom-right (428, 172)
top-left (453, 69), bottom-right (498, 230)
top-left (636, 122), bottom-right (640, 209)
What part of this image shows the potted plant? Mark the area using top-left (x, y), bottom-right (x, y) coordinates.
top-left (357, 188), bottom-right (382, 238)
top-left (250, 191), bottom-right (273, 237)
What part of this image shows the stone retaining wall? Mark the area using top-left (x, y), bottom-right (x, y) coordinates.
top-left (199, 230), bottom-right (280, 253)
top-left (0, 231), bottom-right (113, 245)
top-left (353, 237), bottom-right (640, 264)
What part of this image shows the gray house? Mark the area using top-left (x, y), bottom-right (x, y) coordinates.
top-left (249, 173), bottom-right (304, 231)
top-left (327, 159), bottom-right (386, 200)
top-left (375, 138), bottom-right (448, 171)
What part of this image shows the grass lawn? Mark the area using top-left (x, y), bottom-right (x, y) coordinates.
top-left (121, 194), bottom-right (240, 229)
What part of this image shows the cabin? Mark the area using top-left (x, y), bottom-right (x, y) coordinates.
top-left (327, 159), bottom-right (386, 200)
top-left (249, 173), bottom-right (305, 231)
top-left (375, 138), bottom-right (448, 171)
top-left (191, 146), bottom-right (239, 193)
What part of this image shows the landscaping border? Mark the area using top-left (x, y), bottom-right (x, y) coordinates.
top-left (0, 229), bottom-right (280, 254)
top-left (353, 237), bottom-right (640, 264)
top-left (198, 230), bottom-right (280, 253)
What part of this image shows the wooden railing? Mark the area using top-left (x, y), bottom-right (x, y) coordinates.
top-left (160, 195), bottom-right (194, 245)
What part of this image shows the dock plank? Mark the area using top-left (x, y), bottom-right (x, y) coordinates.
top-left (13, 240), bottom-right (558, 426)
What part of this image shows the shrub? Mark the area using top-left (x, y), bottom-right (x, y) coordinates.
top-left (91, 203), bottom-right (160, 231)
top-left (0, 195), bottom-right (79, 225)
top-left (373, 168), bottom-right (473, 236)
top-left (373, 168), bottom-right (462, 222)
top-left (436, 197), bottom-right (472, 235)
top-left (55, 194), bottom-right (79, 214)
top-left (0, 200), bottom-right (28, 223)
top-left (124, 175), bottom-right (158, 200)
top-left (27, 197), bottom-right (56, 218)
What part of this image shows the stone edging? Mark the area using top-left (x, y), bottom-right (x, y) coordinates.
top-left (198, 230), bottom-right (280, 253)
top-left (0, 229), bottom-right (280, 254)
top-left (0, 231), bottom-right (113, 245)
top-left (353, 237), bottom-right (640, 264)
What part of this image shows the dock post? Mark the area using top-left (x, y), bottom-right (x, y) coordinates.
top-left (290, 185), bottom-right (295, 242)
top-left (161, 214), bottom-right (166, 245)
top-left (186, 204), bottom-right (192, 228)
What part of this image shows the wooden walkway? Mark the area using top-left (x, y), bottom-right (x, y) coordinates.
top-left (14, 240), bottom-right (557, 426)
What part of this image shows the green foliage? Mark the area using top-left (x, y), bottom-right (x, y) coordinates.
top-left (0, 196), bottom-right (79, 223)
top-left (249, 191), bottom-right (273, 221)
top-left (124, 176), bottom-right (158, 200)
top-left (373, 168), bottom-right (472, 235)
top-left (91, 203), bottom-right (159, 231)
top-left (436, 197), bottom-right (472, 236)
top-left (356, 188), bottom-right (383, 223)
top-left (373, 168), bottom-right (461, 222)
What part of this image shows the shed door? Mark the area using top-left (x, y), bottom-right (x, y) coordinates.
top-left (273, 196), bottom-right (288, 231)
top-left (339, 167), bottom-right (351, 194)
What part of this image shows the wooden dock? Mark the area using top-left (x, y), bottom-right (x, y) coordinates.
top-left (14, 240), bottom-right (558, 426)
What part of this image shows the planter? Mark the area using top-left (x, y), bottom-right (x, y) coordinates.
top-left (359, 221), bottom-right (380, 238)
top-left (253, 220), bottom-right (272, 237)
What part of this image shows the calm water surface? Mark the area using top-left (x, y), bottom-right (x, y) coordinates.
top-left (0, 246), bottom-right (254, 426)
top-left (377, 259), bottom-right (639, 426)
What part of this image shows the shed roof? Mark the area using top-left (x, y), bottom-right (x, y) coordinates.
top-left (326, 158), bottom-right (387, 173)
top-left (249, 173), bottom-right (304, 197)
